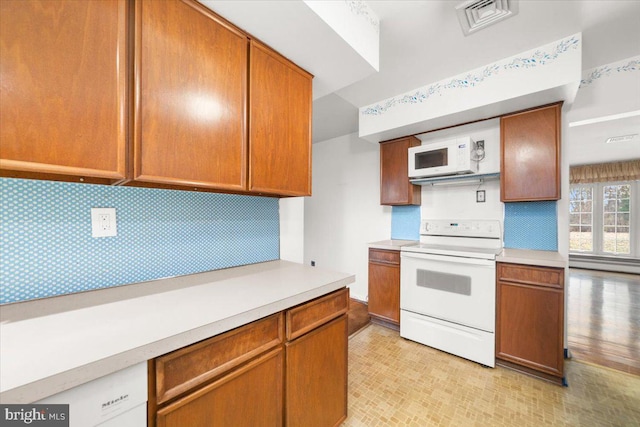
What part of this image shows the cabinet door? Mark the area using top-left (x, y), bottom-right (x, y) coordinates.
top-left (380, 137), bottom-right (421, 206)
top-left (249, 40), bottom-right (312, 196)
top-left (285, 315), bottom-right (347, 427)
top-left (156, 348), bottom-right (283, 427)
top-left (500, 103), bottom-right (561, 201)
top-left (0, 0), bottom-right (127, 183)
top-left (134, 0), bottom-right (247, 191)
top-left (368, 250), bottom-right (400, 325)
top-left (496, 278), bottom-right (564, 377)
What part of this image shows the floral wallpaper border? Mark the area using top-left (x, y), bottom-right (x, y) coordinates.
top-left (345, 0), bottom-right (379, 34)
top-left (361, 36), bottom-right (580, 117)
top-left (579, 58), bottom-right (639, 88)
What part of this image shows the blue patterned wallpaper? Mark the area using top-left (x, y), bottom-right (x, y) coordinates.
top-left (391, 205), bottom-right (420, 240)
top-left (504, 201), bottom-right (558, 251)
top-left (0, 178), bottom-right (279, 304)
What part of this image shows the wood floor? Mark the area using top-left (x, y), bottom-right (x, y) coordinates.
top-left (567, 268), bottom-right (640, 376)
top-left (347, 298), bottom-right (370, 337)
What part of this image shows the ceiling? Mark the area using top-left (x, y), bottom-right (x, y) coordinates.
top-left (203, 1), bottom-right (640, 160)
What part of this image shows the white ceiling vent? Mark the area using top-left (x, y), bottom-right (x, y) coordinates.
top-left (456, 0), bottom-right (519, 36)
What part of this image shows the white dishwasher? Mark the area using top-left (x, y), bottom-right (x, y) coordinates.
top-left (37, 362), bottom-right (147, 427)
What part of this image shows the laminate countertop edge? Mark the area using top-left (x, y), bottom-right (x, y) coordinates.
top-left (0, 260), bottom-right (355, 403)
top-left (368, 240), bottom-right (419, 251)
top-left (497, 248), bottom-right (567, 269)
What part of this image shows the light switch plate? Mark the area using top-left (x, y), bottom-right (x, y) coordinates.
top-left (91, 208), bottom-right (117, 237)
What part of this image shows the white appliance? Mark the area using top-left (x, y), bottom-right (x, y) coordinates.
top-left (408, 137), bottom-right (478, 179)
top-left (37, 362), bottom-right (147, 427)
top-left (400, 219), bottom-right (502, 367)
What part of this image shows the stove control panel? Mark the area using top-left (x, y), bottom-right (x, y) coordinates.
top-left (421, 219), bottom-right (501, 239)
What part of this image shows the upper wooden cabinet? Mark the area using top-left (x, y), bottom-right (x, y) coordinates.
top-left (380, 136), bottom-right (421, 206)
top-left (500, 103), bottom-right (562, 202)
top-left (0, 0), bottom-right (128, 184)
top-left (249, 40), bottom-right (312, 197)
top-left (133, 0), bottom-right (248, 191)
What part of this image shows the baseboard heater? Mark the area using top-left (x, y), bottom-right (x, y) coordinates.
top-left (569, 254), bottom-right (640, 275)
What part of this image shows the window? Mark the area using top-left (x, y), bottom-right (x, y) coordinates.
top-left (569, 186), bottom-right (593, 252)
top-left (569, 181), bottom-right (636, 257)
top-left (603, 184), bottom-right (630, 255)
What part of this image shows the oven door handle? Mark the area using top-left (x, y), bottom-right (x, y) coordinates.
top-left (401, 251), bottom-right (495, 267)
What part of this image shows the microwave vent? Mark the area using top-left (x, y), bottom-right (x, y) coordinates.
top-left (455, 0), bottom-right (519, 36)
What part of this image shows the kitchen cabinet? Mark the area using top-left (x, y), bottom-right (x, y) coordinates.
top-left (2, 0), bottom-right (313, 197)
top-left (500, 103), bottom-right (562, 202)
top-left (149, 313), bottom-right (284, 427)
top-left (496, 262), bottom-right (564, 384)
top-left (285, 288), bottom-right (349, 427)
top-left (249, 40), bottom-right (313, 196)
top-left (380, 136), bottom-right (421, 206)
top-left (0, 0), bottom-right (128, 184)
top-left (149, 288), bottom-right (348, 427)
top-left (368, 248), bottom-right (400, 329)
top-left (156, 349), bottom-right (283, 427)
top-left (133, 0), bottom-right (248, 192)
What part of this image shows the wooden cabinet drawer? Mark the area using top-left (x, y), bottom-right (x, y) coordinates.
top-left (368, 248), bottom-right (400, 265)
top-left (157, 348), bottom-right (283, 427)
top-left (498, 263), bottom-right (564, 289)
top-left (154, 313), bottom-right (283, 404)
top-left (286, 288), bottom-right (348, 341)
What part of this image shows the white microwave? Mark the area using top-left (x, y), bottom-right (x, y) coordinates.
top-left (408, 137), bottom-right (477, 179)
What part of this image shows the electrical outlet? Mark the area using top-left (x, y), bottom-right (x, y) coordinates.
top-left (476, 190), bottom-right (486, 203)
top-left (311, 261), bottom-right (316, 267)
top-left (91, 208), bottom-right (117, 237)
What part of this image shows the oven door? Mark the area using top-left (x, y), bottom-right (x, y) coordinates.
top-left (400, 251), bottom-right (495, 332)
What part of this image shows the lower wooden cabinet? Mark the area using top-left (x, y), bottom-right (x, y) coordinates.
top-left (496, 262), bottom-right (565, 384)
top-left (285, 316), bottom-right (348, 427)
top-left (285, 288), bottom-right (349, 427)
top-left (156, 349), bottom-right (283, 427)
top-left (368, 248), bottom-right (400, 328)
top-left (148, 288), bottom-right (348, 427)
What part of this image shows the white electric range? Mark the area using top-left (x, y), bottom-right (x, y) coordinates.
top-left (400, 219), bottom-right (502, 367)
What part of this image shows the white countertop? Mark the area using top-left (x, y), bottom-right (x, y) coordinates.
top-left (497, 248), bottom-right (567, 269)
top-left (369, 239), bottom-right (419, 251)
top-left (0, 260), bottom-right (354, 403)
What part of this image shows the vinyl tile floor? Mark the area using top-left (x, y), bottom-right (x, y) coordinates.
top-left (342, 324), bottom-right (640, 427)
